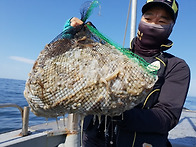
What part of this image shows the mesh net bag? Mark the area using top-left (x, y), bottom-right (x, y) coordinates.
top-left (24, 1), bottom-right (158, 118)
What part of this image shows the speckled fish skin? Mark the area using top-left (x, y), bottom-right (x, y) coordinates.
top-left (24, 27), bottom-right (157, 118)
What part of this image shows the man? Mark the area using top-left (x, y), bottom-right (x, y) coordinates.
top-left (65, 0), bottom-right (190, 146)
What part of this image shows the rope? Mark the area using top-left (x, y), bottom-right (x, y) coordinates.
top-left (123, 0), bottom-right (132, 47)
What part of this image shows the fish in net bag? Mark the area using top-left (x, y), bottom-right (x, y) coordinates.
top-left (24, 1), bottom-right (158, 118)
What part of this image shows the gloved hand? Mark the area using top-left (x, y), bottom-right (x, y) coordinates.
top-left (112, 109), bottom-right (135, 131)
top-left (62, 17), bottom-right (84, 39)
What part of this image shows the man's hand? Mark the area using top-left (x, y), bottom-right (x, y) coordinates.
top-left (70, 17), bottom-right (83, 27)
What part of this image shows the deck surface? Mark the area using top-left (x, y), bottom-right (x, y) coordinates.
top-left (0, 110), bottom-right (195, 147)
top-left (169, 109), bottom-right (196, 147)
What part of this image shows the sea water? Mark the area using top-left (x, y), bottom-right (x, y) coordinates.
top-left (0, 78), bottom-right (57, 134)
top-left (0, 78), bottom-right (195, 134)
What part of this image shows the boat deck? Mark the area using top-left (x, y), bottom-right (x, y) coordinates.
top-left (169, 109), bottom-right (196, 147)
top-left (0, 109), bottom-right (195, 147)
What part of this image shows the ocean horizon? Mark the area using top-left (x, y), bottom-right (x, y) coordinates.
top-left (0, 78), bottom-right (195, 134)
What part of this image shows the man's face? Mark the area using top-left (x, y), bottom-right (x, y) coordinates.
top-left (141, 6), bottom-right (174, 25)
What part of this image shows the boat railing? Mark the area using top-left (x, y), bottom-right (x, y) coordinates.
top-left (0, 103), bottom-right (30, 136)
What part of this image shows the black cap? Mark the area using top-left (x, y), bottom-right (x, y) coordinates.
top-left (142, 0), bottom-right (179, 23)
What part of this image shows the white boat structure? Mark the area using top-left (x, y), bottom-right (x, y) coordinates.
top-left (0, 106), bottom-right (195, 147)
top-left (0, 0), bottom-right (195, 147)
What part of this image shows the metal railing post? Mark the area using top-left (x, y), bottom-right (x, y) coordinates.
top-left (59, 113), bottom-right (80, 147)
top-left (0, 103), bottom-right (30, 136)
top-left (130, 0), bottom-right (137, 42)
top-left (21, 106), bottom-right (30, 136)
top-left (67, 113), bottom-right (79, 132)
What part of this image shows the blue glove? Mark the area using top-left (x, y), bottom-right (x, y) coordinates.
top-left (62, 18), bottom-right (76, 39)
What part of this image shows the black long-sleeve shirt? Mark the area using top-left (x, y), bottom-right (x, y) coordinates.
top-left (116, 52), bottom-right (190, 146)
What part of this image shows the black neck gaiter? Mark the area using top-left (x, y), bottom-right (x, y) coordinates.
top-left (134, 20), bottom-right (174, 56)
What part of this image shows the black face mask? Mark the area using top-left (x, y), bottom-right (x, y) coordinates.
top-left (134, 20), bottom-right (174, 56)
